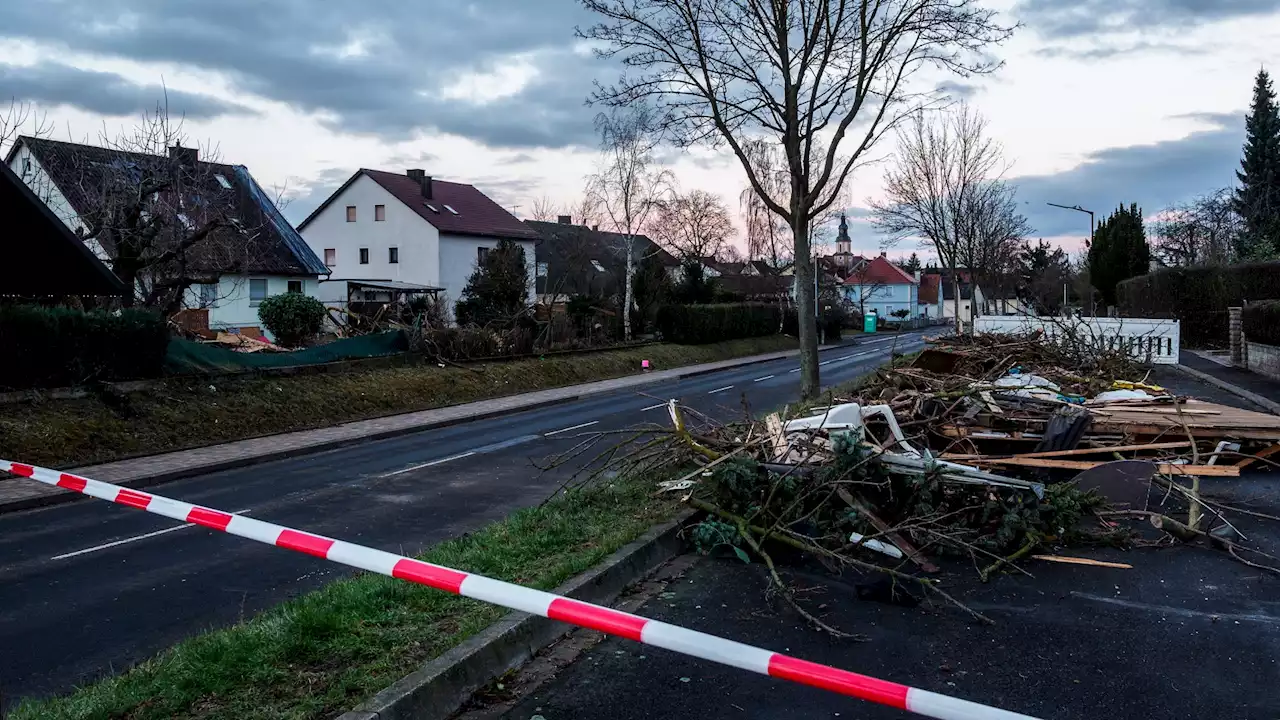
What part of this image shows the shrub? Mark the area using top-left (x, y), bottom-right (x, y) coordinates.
top-left (257, 293), bottom-right (326, 347)
top-left (782, 307), bottom-right (843, 342)
top-left (656, 303), bottom-right (781, 344)
top-left (1244, 300), bottom-right (1280, 346)
top-left (454, 239), bottom-right (530, 328)
top-left (0, 305), bottom-right (168, 389)
top-left (1117, 262), bottom-right (1280, 347)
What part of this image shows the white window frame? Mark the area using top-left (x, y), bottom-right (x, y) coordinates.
top-left (249, 278), bottom-right (269, 307)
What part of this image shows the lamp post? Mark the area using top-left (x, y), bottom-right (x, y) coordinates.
top-left (1047, 202), bottom-right (1096, 315)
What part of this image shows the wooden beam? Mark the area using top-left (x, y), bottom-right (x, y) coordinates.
top-left (1236, 443), bottom-right (1280, 469)
top-left (974, 457), bottom-right (1239, 477)
top-left (941, 441), bottom-right (1193, 462)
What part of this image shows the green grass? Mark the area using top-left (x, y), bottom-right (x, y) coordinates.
top-left (13, 476), bottom-right (680, 720)
top-left (0, 336), bottom-right (796, 468)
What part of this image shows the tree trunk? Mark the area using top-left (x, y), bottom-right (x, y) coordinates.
top-left (951, 273), bottom-right (963, 335)
top-left (623, 241), bottom-right (635, 341)
top-left (791, 216), bottom-right (819, 399)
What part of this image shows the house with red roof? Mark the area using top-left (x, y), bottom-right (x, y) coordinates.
top-left (842, 253), bottom-right (921, 318)
top-left (298, 169), bottom-right (540, 317)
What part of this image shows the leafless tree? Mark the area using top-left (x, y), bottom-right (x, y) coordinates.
top-left (585, 105), bottom-right (673, 341)
top-left (718, 243), bottom-right (746, 264)
top-left (1153, 189), bottom-right (1240, 267)
top-left (581, 0), bottom-right (1013, 397)
top-left (739, 140), bottom-right (792, 269)
top-left (649, 189), bottom-right (735, 260)
top-left (530, 195), bottom-right (561, 222)
top-left (871, 104), bottom-right (1008, 333)
top-left (0, 99), bottom-right (52, 158)
top-left (956, 179), bottom-right (1030, 313)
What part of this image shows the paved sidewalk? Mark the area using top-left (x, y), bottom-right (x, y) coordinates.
top-left (0, 343), bottom-right (851, 513)
top-left (1177, 351), bottom-right (1280, 414)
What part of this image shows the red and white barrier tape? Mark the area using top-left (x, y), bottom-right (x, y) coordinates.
top-left (4, 460), bottom-right (1039, 720)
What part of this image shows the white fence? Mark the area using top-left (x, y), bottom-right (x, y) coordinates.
top-left (973, 316), bottom-right (1181, 365)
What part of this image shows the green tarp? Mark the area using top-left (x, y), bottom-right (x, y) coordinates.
top-left (165, 331), bottom-right (408, 375)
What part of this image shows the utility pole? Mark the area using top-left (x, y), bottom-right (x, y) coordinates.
top-left (1047, 202), bottom-right (1095, 315)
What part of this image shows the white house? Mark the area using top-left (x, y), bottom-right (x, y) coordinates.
top-left (6, 136), bottom-right (327, 338)
top-left (297, 169), bottom-right (539, 317)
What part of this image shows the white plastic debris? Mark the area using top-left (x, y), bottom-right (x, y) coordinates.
top-left (1092, 389), bottom-right (1157, 403)
top-left (849, 531), bottom-right (904, 559)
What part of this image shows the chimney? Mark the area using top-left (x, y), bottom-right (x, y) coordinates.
top-left (880, 251), bottom-right (887, 258)
top-left (168, 145), bottom-right (198, 166)
top-left (405, 169), bottom-right (432, 198)
top-left (558, 215), bottom-right (572, 225)
top-left (422, 175), bottom-right (432, 199)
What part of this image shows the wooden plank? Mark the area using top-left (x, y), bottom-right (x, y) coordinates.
top-left (1031, 554), bottom-right (1132, 569)
top-left (1236, 443), bottom-right (1280, 469)
top-left (976, 457), bottom-right (1239, 476)
top-left (940, 441), bottom-right (1193, 462)
top-left (1102, 407), bottom-right (1221, 416)
top-left (837, 489), bottom-right (940, 574)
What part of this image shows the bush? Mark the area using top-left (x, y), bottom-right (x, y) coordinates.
top-left (656, 303), bottom-right (781, 344)
top-left (1244, 300), bottom-right (1280, 346)
top-left (1117, 262), bottom-right (1280, 347)
top-left (0, 305), bottom-right (168, 389)
top-left (257, 293), bottom-right (326, 347)
top-left (782, 307), bottom-right (843, 342)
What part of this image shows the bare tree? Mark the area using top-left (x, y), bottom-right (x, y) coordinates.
top-left (585, 106), bottom-right (673, 341)
top-left (957, 179), bottom-right (1030, 313)
top-left (1153, 189), bottom-right (1241, 267)
top-left (871, 105), bottom-right (1007, 333)
top-left (649, 189), bottom-right (735, 260)
top-left (0, 99), bottom-right (52, 158)
top-left (581, 0), bottom-right (1013, 397)
top-left (530, 195), bottom-right (561, 222)
top-left (739, 140), bottom-right (792, 269)
top-left (718, 243), bottom-right (746, 264)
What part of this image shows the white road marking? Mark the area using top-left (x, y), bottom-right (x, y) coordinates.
top-left (51, 509), bottom-right (251, 560)
top-left (789, 368), bottom-right (801, 373)
top-left (707, 385), bottom-right (735, 395)
top-left (545, 420), bottom-right (600, 436)
top-left (640, 402), bottom-right (669, 411)
top-left (380, 452), bottom-right (477, 478)
top-left (753, 375), bottom-right (775, 382)
top-left (819, 359), bottom-right (836, 366)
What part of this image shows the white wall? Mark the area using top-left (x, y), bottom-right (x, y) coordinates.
top-left (438, 233), bottom-right (537, 314)
top-left (8, 142), bottom-right (107, 259)
top-left (184, 275), bottom-right (319, 339)
top-left (301, 173), bottom-right (440, 287)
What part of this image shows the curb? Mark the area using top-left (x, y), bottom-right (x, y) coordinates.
top-left (335, 509), bottom-right (698, 720)
top-left (1169, 363), bottom-right (1280, 416)
top-left (1, 343), bottom-right (855, 515)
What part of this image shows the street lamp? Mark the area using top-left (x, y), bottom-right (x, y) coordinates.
top-left (1046, 202), bottom-right (1096, 315)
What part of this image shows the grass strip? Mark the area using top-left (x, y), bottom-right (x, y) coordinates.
top-left (0, 336), bottom-right (796, 468)
top-left (12, 475), bottom-right (679, 720)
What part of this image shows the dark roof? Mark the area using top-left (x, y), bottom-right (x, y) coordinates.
top-left (698, 257), bottom-right (746, 276)
top-left (845, 256), bottom-right (917, 285)
top-left (525, 220), bottom-right (676, 297)
top-left (18, 136), bottom-right (326, 276)
top-left (718, 274), bottom-right (791, 298)
top-left (300, 169), bottom-right (539, 241)
top-left (1, 160), bottom-right (125, 295)
top-left (941, 281), bottom-right (974, 301)
top-left (919, 273), bottom-right (941, 304)
top-left (747, 260), bottom-right (778, 276)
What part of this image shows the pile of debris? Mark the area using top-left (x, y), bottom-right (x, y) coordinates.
top-left (558, 332), bottom-right (1280, 630)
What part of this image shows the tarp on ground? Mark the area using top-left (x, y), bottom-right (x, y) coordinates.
top-left (165, 331), bottom-right (408, 374)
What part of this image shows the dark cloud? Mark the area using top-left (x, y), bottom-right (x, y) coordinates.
top-left (0, 61), bottom-right (253, 119)
top-left (936, 81), bottom-right (982, 100)
top-left (1035, 40), bottom-right (1208, 61)
top-left (0, 1), bottom-right (604, 149)
top-left (1015, 0), bottom-right (1280, 38)
top-left (1013, 114), bottom-right (1243, 239)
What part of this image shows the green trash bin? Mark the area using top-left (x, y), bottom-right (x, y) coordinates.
top-left (863, 313), bottom-right (877, 333)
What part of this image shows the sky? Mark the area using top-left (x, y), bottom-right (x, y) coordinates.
top-left (1, 0), bottom-right (1276, 263)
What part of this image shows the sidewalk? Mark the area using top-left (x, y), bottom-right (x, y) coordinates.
top-left (1176, 350), bottom-right (1280, 415)
top-left (0, 342), bottom-right (850, 514)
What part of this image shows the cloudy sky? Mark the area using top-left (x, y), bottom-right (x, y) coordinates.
top-left (2, 0), bottom-right (1275, 260)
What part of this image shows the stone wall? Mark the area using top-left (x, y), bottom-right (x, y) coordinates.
top-left (1247, 341), bottom-right (1280, 381)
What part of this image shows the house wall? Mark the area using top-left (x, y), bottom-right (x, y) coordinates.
top-left (844, 282), bottom-right (920, 318)
top-left (439, 233), bottom-right (537, 312)
top-left (8, 143), bottom-right (106, 259)
top-left (183, 275), bottom-right (320, 339)
top-left (301, 174), bottom-right (440, 288)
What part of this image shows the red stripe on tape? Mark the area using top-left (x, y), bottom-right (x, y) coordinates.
top-left (10, 463), bottom-right (34, 477)
top-left (58, 473), bottom-right (88, 492)
top-left (187, 507), bottom-right (234, 532)
top-left (115, 489), bottom-right (153, 510)
top-left (392, 558), bottom-right (467, 594)
top-left (277, 529), bottom-right (335, 558)
top-left (768, 654), bottom-right (910, 709)
top-left (548, 598), bottom-right (648, 641)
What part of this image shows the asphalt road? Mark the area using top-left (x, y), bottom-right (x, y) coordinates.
top-left (0, 331), bottom-right (928, 705)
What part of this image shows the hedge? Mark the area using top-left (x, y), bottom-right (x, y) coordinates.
top-left (782, 307), bottom-right (843, 342)
top-left (1243, 300), bottom-right (1280, 346)
top-left (257, 293), bottom-right (326, 347)
top-left (656, 303), bottom-right (781, 344)
top-left (0, 305), bottom-right (169, 390)
top-left (1116, 262), bottom-right (1280, 347)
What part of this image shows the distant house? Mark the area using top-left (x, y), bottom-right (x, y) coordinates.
top-left (7, 136), bottom-right (326, 337)
top-left (525, 216), bottom-right (678, 306)
top-left (842, 254), bottom-right (920, 318)
top-left (2, 160), bottom-right (124, 297)
top-left (918, 273), bottom-right (942, 318)
top-left (935, 269), bottom-right (985, 325)
top-left (298, 169), bottom-right (540, 317)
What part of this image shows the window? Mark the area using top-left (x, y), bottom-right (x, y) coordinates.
top-left (288, 280), bottom-right (303, 294)
top-left (199, 283), bottom-right (218, 308)
top-left (443, 204), bottom-right (458, 215)
top-left (477, 246), bottom-right (490, 263)
top-left (375, 204), bottom-right (386, 221)
top-left (346, 205), bottom-right (357, 222)
top-left (389, 247), bottom-right (399, 264)
top-left (249, 278), bottom-right (268, 307)
top-left (590, 259), bottom-right (606, 272)
top-left (324, 248), bottom-right (336, 267)
top-left (536, 261), bottom-right (548, 278)
top-left (425, 203), bottom-right (440, 213)
top-left (359, 248), bottom-right (369, 264)
top-left (215, 174), bottom-right (232, 189)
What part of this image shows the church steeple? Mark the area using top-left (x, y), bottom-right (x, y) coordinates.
top-left (836, 212), bottom-right (851, 255)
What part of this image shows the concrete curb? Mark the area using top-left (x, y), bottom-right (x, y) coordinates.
top-left (1, 343), bottom-right (855, 515)
top-left (335, 509), bottom-right (698, 720)
top-left (1170, 363), bottom-right (1280, 416)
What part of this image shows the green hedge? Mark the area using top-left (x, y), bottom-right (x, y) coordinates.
top-left (1116, 262), bottom-right (1280, 347)
top-left (0, 305), bottom-right (169, 390)
top-left (656, 303), bottom-right (781, 344)
top-left (1244, 300), bottom-right (1280, 346)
